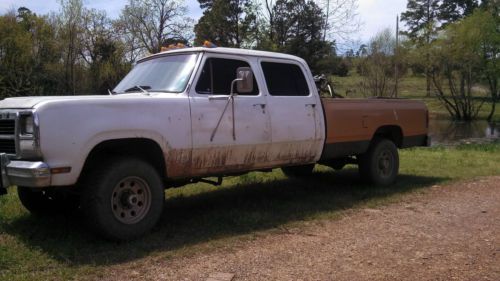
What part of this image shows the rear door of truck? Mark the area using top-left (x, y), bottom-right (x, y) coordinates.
top-left (258, 59), bottom-right (324, 165)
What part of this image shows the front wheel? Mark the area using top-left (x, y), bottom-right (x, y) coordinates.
top-left (80, 158), bottom-right (164, 241)
top-left (358, 138), bottom-right (399, 186)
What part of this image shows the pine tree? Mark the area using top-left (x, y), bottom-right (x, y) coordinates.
top-left (438, 0), bottom-right (478, 26)
top-left (401, 0), bottom-right (440, 97)
top-left (194, 0), bottom-right (258, 48)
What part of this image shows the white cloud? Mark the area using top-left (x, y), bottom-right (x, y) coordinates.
top-left (356, 0), bottom-right (407, 41)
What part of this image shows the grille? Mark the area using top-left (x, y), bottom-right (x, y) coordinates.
top-left (0, 139), bottom-right (15, 154)
top-left (0, 118), bottom-right (16, 154)
top-left (0, 120), bottom-right (15, 135)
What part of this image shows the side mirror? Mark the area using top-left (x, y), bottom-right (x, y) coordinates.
top-left (236, 67), bottom-right (253, 94)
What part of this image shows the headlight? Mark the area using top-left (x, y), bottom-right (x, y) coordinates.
top-left (20, 114), bottom-right (34, 135)
top-left (17, 111), bottom-right (42, 159)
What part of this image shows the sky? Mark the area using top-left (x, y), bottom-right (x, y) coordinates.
top-left (0, 0), bottom-right (408, 50)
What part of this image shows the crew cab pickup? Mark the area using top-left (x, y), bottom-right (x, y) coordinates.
top-left (0, 47), bottom-right (428, 240)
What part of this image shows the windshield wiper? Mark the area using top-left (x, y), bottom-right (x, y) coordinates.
top-left (108, 89), bottom-right (117, 95)
top-left (123, 85), bottom-right (151, 94)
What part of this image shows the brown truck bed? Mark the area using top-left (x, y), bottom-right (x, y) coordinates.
top-left (320, 98), bottom-right (429, 160)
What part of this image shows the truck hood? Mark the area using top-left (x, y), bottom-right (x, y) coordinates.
top-left (0, 94), bottom-right (148, 109)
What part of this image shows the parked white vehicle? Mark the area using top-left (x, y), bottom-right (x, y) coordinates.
top-left (0, 47), bottom-right (428, 240)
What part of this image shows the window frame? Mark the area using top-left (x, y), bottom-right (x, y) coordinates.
top-left (259, 59), bottom-right (313, 97)
top-left (192, 54), bottom-right (262, 97)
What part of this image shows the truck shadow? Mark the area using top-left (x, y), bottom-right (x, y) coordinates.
top-left (4, 168), bottom-right (446, 266)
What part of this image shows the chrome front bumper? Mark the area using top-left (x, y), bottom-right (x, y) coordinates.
top-left (0, 153), bottom-right (51, 193)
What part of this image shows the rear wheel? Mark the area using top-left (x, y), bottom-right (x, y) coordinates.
top-left (17, 186), bottom-right (79, 215)
top-left (80, 157), bottom-right (164, 241)
top-left (281, 164), bottom-right (315, 178)
top-left (358, 138), bottom-right (399, 186)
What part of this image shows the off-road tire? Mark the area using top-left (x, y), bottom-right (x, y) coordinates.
top-left (358, 138), bottom-right (399, 186)
top-left (17, 186), bottom-right (79, 215)
top-left (80, 157), bottom-right (164, 241)
top-left (281, 164), bottom-right (315, 178)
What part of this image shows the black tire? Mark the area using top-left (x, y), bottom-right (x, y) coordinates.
top-left (358, 138), bottom-right (399, 186)
top-left (281, 164), bottom-right (315, 178)
top-left (80, 157), bottom-right (164, 241)
top-left (17, 186), bottom-right (79, 215)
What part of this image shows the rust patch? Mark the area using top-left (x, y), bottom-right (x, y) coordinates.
top-left (165, 149), bottom-right (192, 178)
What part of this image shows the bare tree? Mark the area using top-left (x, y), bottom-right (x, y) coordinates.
top-left (358, 29), bottom-right (400, 97)
top-left (317, 0), bottom-right (360, 42)
top-left (58, 0), bottom-right (84, 95)
top-left (118, 0), bottom-right (193, 54)
top-left (81, 9), bottom-right (113, 64)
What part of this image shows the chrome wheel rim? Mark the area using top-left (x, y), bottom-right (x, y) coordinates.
top-left (377, 150), bottom-right (393, 178)
top-left (111, 176), bottom-right (151, 224)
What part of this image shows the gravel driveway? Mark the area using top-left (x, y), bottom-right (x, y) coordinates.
top-left (103, 177), bottom-right (500, 281)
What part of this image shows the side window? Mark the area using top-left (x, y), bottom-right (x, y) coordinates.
top-left (195, 58), bottom-right (259, 96)
top-left (261, 62), bottom-right (310, 96)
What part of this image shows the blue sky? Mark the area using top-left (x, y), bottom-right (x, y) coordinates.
top-left (0, 0), bottom-right (407, 48)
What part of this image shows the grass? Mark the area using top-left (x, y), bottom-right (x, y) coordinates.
top-left (1, 142), bottom-right (500, 281)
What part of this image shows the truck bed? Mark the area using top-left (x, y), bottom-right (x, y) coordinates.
top-left (320, 98), bottom-right (429, 160)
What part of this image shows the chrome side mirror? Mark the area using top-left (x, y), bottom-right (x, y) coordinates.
top-left (236, 67), bottom-right (253, 94)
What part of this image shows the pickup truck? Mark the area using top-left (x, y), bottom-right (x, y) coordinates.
top-left (0, 47), bottom-right (428, 240)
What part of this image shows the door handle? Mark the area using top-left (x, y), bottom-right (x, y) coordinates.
top-left (253, 103), bottom-right (266, 108)
top-left (209, 95), bottom-right (229, 101)
top-left (305, 103), bottom-right (316, 108)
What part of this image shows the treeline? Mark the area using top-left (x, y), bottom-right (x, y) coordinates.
top-left (0, 0), bottom-right (357, 97)
top-left (0, 0), bottom-right (498, 121)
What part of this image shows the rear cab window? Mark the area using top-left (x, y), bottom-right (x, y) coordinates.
top-left (260, 62), bottom-right (310, 96)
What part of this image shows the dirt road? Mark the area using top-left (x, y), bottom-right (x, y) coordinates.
top-left (104, 177), bottom-right (500, 281)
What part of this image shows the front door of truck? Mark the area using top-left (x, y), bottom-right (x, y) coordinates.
top-left (259, 60), bottom-right (323, 165)
top-left (189, 55), bottom-right (272, 176)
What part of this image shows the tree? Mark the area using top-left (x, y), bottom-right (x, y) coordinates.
top-left (81, 9), bottom-right (130, 94)
top-left (357, 29), bottom-right (401, 97)
top-left (194, 0), bottom-right (258, 47)
top-left (0, 8), bottom-right (62, 98)
top-left (438, 0), bottom-right (478, 26)
top-left (428, 9), bottom-right (498, 121)
top-left (119, 0), bottom-right (192, 54)
top-left (57, 0), bottom-right (88, 95)
top-left (401, 0), bottom-right (440, 97)
top-left (318, 0), bottom-right (360, 42)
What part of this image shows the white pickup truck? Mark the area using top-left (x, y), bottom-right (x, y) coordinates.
top-left (0, 47), bottom-right (428, 240)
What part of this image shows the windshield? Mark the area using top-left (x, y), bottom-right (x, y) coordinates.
top-left (113, 53), bottom-right (198, 94)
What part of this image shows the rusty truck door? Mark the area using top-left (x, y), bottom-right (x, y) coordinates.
top-left (188, 54), bottom-right (272, 176)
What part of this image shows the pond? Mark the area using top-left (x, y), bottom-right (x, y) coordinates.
top-left (428, 119), bottom-right (500, 145)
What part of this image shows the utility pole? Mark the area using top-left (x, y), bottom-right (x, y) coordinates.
top-left (394, 14), bottom-right (399, 98)
top-left (323, 0), bottom-right (330, 41)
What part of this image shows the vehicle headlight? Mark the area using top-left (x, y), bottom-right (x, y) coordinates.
top-left (20, 114), bottom-right (34, 135)
top-left (17, 111), bottom-right (42, 159)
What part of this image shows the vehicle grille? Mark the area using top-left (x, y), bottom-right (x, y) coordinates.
top-left (0, 139), bottom-right (15, 154)
top-left (0, 118), bottom-right (16, 155)
top-left (0, 120), bottom-right (15, 135)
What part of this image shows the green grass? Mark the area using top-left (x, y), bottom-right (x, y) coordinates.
top-left (1, 142), bottom-right (500, 281)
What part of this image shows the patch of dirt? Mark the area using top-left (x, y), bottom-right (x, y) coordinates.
top-left (103, 177), bottom-right (500, 281)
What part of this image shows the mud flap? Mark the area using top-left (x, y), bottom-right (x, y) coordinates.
top-left (0, 153), bottom-right (9, 196)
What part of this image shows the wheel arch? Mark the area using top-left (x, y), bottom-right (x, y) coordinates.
top-left (372, 125), bottom-right (403, 148)
top-left (79, 138), bottom-right (167, 184)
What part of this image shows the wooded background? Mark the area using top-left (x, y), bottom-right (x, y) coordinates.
top-left (0, 0), bottom-right (498, 120)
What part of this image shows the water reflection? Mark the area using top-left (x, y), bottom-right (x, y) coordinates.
top-left (428, 119), bottom-right (499, 145)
